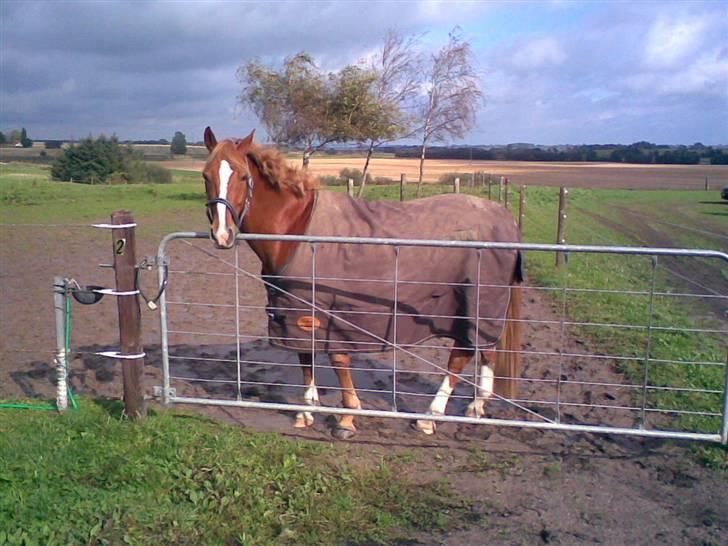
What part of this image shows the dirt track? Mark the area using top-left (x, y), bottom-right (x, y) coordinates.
top-left (1, 219), bottom-right (726, 545)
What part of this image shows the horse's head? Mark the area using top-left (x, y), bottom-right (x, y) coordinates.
top-left (202, 126), bottom-right (257, 249)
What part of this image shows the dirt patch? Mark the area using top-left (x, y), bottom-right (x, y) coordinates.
top-left (2, 223), bottom-right (725, 545)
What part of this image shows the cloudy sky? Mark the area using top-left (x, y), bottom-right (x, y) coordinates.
top-left (1, 0), bottom-right (726, 145)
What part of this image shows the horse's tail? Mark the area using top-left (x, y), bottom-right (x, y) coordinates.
top-left (494, 257), bottom-right (523, 400)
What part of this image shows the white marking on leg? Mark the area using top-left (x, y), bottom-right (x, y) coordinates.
top-left (428, 375), bottom-right (454, 416)
top-left (215, 159), bottom-right (233, 241)
top-left (295, 382), bottom-right (319, 428)
top-left (466, 362), bottom-right (494, 418)
top-left (304, 383), bottom-right (319, 405)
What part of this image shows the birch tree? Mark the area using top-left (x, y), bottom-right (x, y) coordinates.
top-left (356, 30), bottom-right (422, 197)
top-left (416, 29), bottom-right (482, 196)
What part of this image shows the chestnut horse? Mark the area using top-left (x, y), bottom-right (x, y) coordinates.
top-left (202, 127), bottom-right (522, 439)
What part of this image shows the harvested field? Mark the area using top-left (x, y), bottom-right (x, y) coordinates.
top-left (158, 155), bottom-right (728, 190)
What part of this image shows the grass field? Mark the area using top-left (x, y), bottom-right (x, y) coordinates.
top-left (1, 162), bottom-right (725, 543)
top-left (0, 402), bottom-right (454, 545)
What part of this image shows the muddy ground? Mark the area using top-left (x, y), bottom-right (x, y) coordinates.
top-left (1, 216), bottom-right (726, 545)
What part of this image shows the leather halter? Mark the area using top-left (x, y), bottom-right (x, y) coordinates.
top-left (205, 158), bottom-right (255, 232)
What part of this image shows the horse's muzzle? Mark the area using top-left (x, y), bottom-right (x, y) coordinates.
top-left (210, 226), bottom-right (237, 249)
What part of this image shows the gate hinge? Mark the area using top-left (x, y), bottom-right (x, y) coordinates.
top-left (153, 386), bottom-right (176, 399)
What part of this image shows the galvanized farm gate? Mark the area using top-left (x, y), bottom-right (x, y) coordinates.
top-left (155, 232), bottom-right (728, 444)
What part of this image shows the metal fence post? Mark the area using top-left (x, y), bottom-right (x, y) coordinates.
top-left (555, 187), bottom-right (568, 267)
top-left (53, 277), bottom-right (68, 411)
top-left (722, 349), bottom-right (728, 444)
top-left (504, 177), bottom-right (510, 209)
top-left (111, 210), bottom-right (146, 419)
top-left (400, 173), bottom-right (406, 202)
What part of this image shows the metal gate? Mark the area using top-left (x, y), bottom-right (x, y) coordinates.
top-left (155, 232), bottom-right (728, 444)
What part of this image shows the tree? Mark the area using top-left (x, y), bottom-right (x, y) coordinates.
top-left (356, 30), bottom-right (422, 197)
top-left (170, 131), bottom-right (187, 155)
top-left (238, 53), bottom-right (383, 168)
top-left (415, 29), bottom-right (483, 196)
top-left (20, 127), bottom-right (33, 148)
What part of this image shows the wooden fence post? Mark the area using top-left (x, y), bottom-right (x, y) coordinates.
top-left (471, 171), bottom-right (476, 188)
top-left (400, 173), bottom-right (406, 202)
top-left (347, 178), bottom-right (354, 197)
top-left (453, 177), bottom-right (460, 194)
top-left (705, 177), bottom-right (709, 191)
top-left (504, 177), bottom-right (510, 209)
top-left (111, 210), bottom-right (146, 419)
top-left (518, 185), bottom-right (526, 231)
top-left (498, 176), bottom-right (504, 202)
top-left (555, 187), bottom-right (568, 267)
top-left (488, 175), bottom-right (492, 200)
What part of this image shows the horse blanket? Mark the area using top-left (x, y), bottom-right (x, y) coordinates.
top-left (266, 190), bottom-right (522, 353)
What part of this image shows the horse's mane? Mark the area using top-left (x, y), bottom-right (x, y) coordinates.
top-left (247, 143), bottom-right (319, 197)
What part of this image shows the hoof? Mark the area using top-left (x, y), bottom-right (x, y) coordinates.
top-left (332, 426), bottom-right (357, 440)
top-left (465, 402), bottom-right (485, 419)
top-left (294, 411), bottom-right (314, 428)
top-left (413, 419), bottom-right (436, 435)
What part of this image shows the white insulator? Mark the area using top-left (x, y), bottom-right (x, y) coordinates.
top-left (55, 350), bottom-right (68, 411)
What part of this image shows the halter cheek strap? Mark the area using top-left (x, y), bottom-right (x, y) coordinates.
top-left (205, 158), bottom-right (255, 232)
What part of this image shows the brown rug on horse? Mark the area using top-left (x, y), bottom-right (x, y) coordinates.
top-left (266, 191), bottom-right (522, 353)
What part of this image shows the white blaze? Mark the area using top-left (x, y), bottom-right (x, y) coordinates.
top-left (215, 160), bottom-right (233, 240)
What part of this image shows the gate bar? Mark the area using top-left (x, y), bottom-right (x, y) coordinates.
top-left (158, 232), bottom-right (728, 261)
top-left (166, 395), bottom-right (723, 443)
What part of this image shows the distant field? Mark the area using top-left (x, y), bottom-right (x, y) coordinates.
top-left (158, 155), bottom-right (728, 190)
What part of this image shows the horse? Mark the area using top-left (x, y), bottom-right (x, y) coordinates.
top-left (201, 127), bottom-right (523, 439)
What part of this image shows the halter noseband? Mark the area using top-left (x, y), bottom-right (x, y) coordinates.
top-left (205, 159), bottom-right (255, 233)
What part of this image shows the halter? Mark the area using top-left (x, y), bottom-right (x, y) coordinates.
top-left (205, 158), bottom-right (255, 233)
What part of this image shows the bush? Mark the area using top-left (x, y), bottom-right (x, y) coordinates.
top-left (438, 172), bottom-right (472, 185)
top-left (317, 175), bottom-right (340, 186)
top-left (51, 136), bottom-right (171, 184)
top-left (372, 176), bottom-right (395, 185)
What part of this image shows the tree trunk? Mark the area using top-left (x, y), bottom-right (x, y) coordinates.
top-left (302, 149), bottom-right (312, 170)
top-left (356, 141), bottom-right (375, 198)
top-left (416, 136), bottom-right (428, 198)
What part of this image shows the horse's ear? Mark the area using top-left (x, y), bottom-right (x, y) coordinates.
top-left (236, 129), bottom-right (255, 151)
top-left (204, 127), bottom-right (217, 152)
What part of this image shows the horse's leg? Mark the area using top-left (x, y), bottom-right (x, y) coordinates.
top-left (465, 349), bottom-right (496, 418)
top-left (330, 353), bottom-right (361, 440)
top-left (294, 352), bottom-right (317, 428)
top-left (415, 348), bottom-right (474, 435)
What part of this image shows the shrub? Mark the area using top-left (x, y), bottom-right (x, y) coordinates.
top-left (51, 136), bottom-right (171, 184)
top-left (373, 176), bottom-right (395, 185)
top-left (438, 172), bottom-right (472, 185)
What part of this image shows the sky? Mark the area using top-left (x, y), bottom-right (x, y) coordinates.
top-left (1, 0), bottom-right (726, 145)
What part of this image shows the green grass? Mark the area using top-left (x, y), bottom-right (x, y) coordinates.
top-left (0, 402), bottom-right (455, 545)
top-left (0, 162), bottom-right (206, 233)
